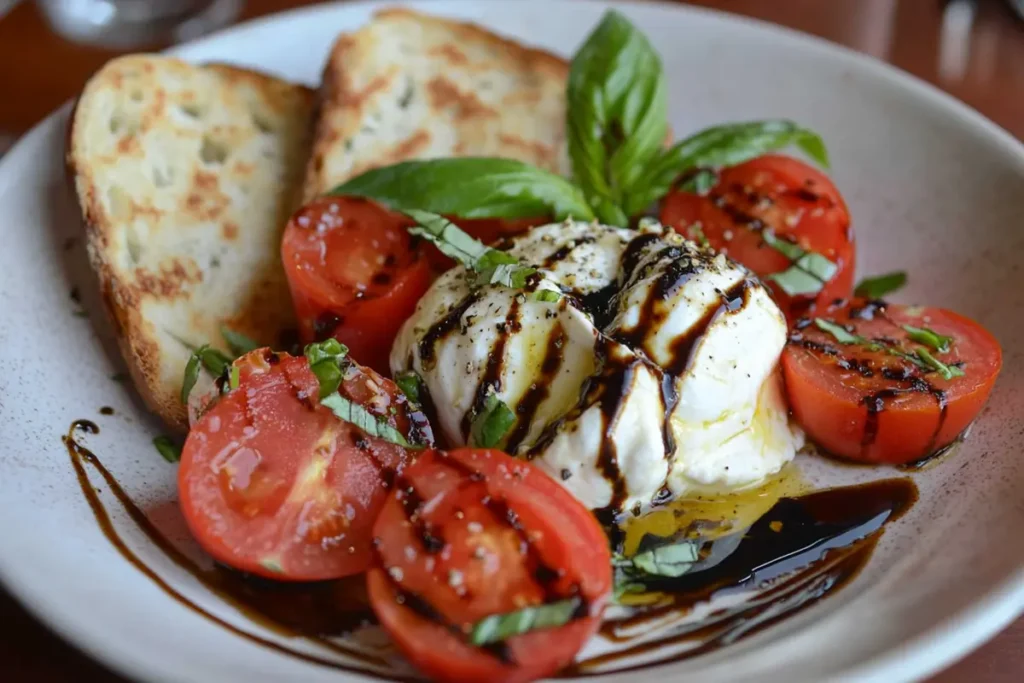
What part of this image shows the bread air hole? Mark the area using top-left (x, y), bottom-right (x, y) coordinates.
top-left (130, 89), bottom-right (144, 102)
top-left (180, 102), bottom-right (203, 119)
top-left (152, 166), bottom-right (173, 188)
top-left (199, 136), bottom-right (229, 164)
top-left (106, 185), bottom-right (131, 221)
top-left (108, 111), bottom-right (138, 136)
top-left (125, 223), bottom-right (143, 266)
top-left (251, 109), bottom-right (274, 134)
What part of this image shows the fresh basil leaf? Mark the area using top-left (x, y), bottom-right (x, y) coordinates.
top-left (228, 364), bottom-right (240, 390)
top-left (624, 120), bottom-right (829, 217)
top-left (915, 348), bottom-right (965, 380)
top-left (469, 597), bottom-right (582, 645)
top-left (813, 318), bottom-right (863, 345)
top-left (854, 272), bottom-right (907, 299)
top-left (221, 326), bottom-right (261, 356)
top-left (395, 371), bottom-right (423, 404)
top-left (405, 210), bottom-right (538, 289)
top-left (153, 436), bottom-right (181, 463)
top-left (902, 324), bottom-right (953, 353)
top-left (470, 394), bottom-right (516, 448)
top-left (535, 289), bottom-right (562, 303)
top-left (331, 158), bottom-right (594, 221)
top-left (321, 393), bottom-right (419, 448)
top-left (567, 10), bottom-right (667, 225)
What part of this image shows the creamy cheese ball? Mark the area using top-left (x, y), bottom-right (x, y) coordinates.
top-left (391, 220), bottom-right (803, 513)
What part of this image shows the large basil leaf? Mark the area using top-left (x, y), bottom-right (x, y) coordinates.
top-left (329, 158), bottom-right (594, 221)
top-left (567, 10), bottom-right (667, 225)
top-left (623, 120), bottom-right (829, 217)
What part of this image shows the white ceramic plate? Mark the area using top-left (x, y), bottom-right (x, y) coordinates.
top-left (2, 1), bottom-right (1023, 681)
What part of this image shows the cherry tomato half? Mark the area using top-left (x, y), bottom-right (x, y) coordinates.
top-left (367, 448), bottom-right (612, 683)
top-left (782, 301), bottom-right (1001, 464)
top-left (179, 348), bottom-right (429, 580)
top-left (661, 154), bottom-right (854, 320)
top-left (281, 196), bottom-right (433, 375)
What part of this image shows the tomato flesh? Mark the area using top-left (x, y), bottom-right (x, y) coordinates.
top-left (367, 448), bottom-right (612, 683)
top-left (782, 302), bottom-right (1001, 464)
top-left (281, 196), bottom-right (433, 375)
top-left (179, 349), bottom-right (428, 580)
top-left (661, 154), bottom-right (854, 320)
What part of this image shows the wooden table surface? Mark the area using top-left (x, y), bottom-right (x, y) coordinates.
top-left (1, 0), bottom-right (1022, 680)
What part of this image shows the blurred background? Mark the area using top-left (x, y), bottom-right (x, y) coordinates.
top-left (0, 0), bottom-right (1021, 680)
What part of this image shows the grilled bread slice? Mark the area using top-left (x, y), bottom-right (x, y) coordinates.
top-left (303, 7), bottom-right (571, 199)
top-left (68, 55), bottom-right (315, 430)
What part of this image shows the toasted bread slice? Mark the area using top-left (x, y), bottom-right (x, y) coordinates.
top-left (68, 55), bottom-right (315, 430)
top-left (303, 8), bottom-right (570, 200)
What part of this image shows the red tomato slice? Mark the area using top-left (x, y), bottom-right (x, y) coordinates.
top-left (281, 196), bottom-right (433, 375)
top-left (179, 349), bottom-right (430, 581)
top-left (782, 302), bottom-right (1001, 464)
top-left (661, 154), bottom-right (854, 320)
top-left (367, 448), bottom-right (612, 683)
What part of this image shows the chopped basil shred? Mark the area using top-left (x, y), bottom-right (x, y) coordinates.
top-left (469, 597), bottom-right (582, 645)
top-left (813, 318), bottom-right (965, 380)
top-left (535, 289), bottom-right (562, 303)
top-left (228, 364), bottom-right (240, 390)
top-left (321, 393), bottom-right (417, 449)
top-left (629, 542), bottom-right (700, 577)
top-left (395, 371), bottom-right (423, 404)
top-left (180, 344), bottom-right (232, 404)
top-left (153, 436), bottom-right (181, 463)
top-left (405, 210), bottom-right (537, 289)
top-left (762, 231), bottom-right (837, 296)
top-left (901, 324), bottom-right (953, 353)
top-left (304, 339), bottom-right (349, 398)
top-left (854, 271), bottom-right (907, 299)
top-left (470, 394), bottom-right (515, 448)
top-left (813, 318), bottom-right (862, 345)
top-left (915, 348), bottom-right (964, 380)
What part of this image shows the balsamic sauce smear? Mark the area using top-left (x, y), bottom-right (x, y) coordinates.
top-left (65, 416), bottom-right (917, 676)
top-left (61, 420), bottom-right (391, 678)
top-left (569, 478), bottom-right (918, 675)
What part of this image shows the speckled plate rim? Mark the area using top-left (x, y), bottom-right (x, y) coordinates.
top-left (1, 1), bottom-right (1023, 682)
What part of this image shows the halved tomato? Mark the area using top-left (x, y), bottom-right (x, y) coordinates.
top-left (783, 302), bottom-right (1001, 464)
top-left (178, 348), bottom-right (430, 580)
top-left (661, 154), bottom-right (854, 320)
top-left (367, 448), bottom-right (612, 683)
top-left (281, 196), bottom-right (433, 375)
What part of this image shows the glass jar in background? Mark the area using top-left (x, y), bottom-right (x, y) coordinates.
top-left (34, 0), bottom-right (243, 48)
